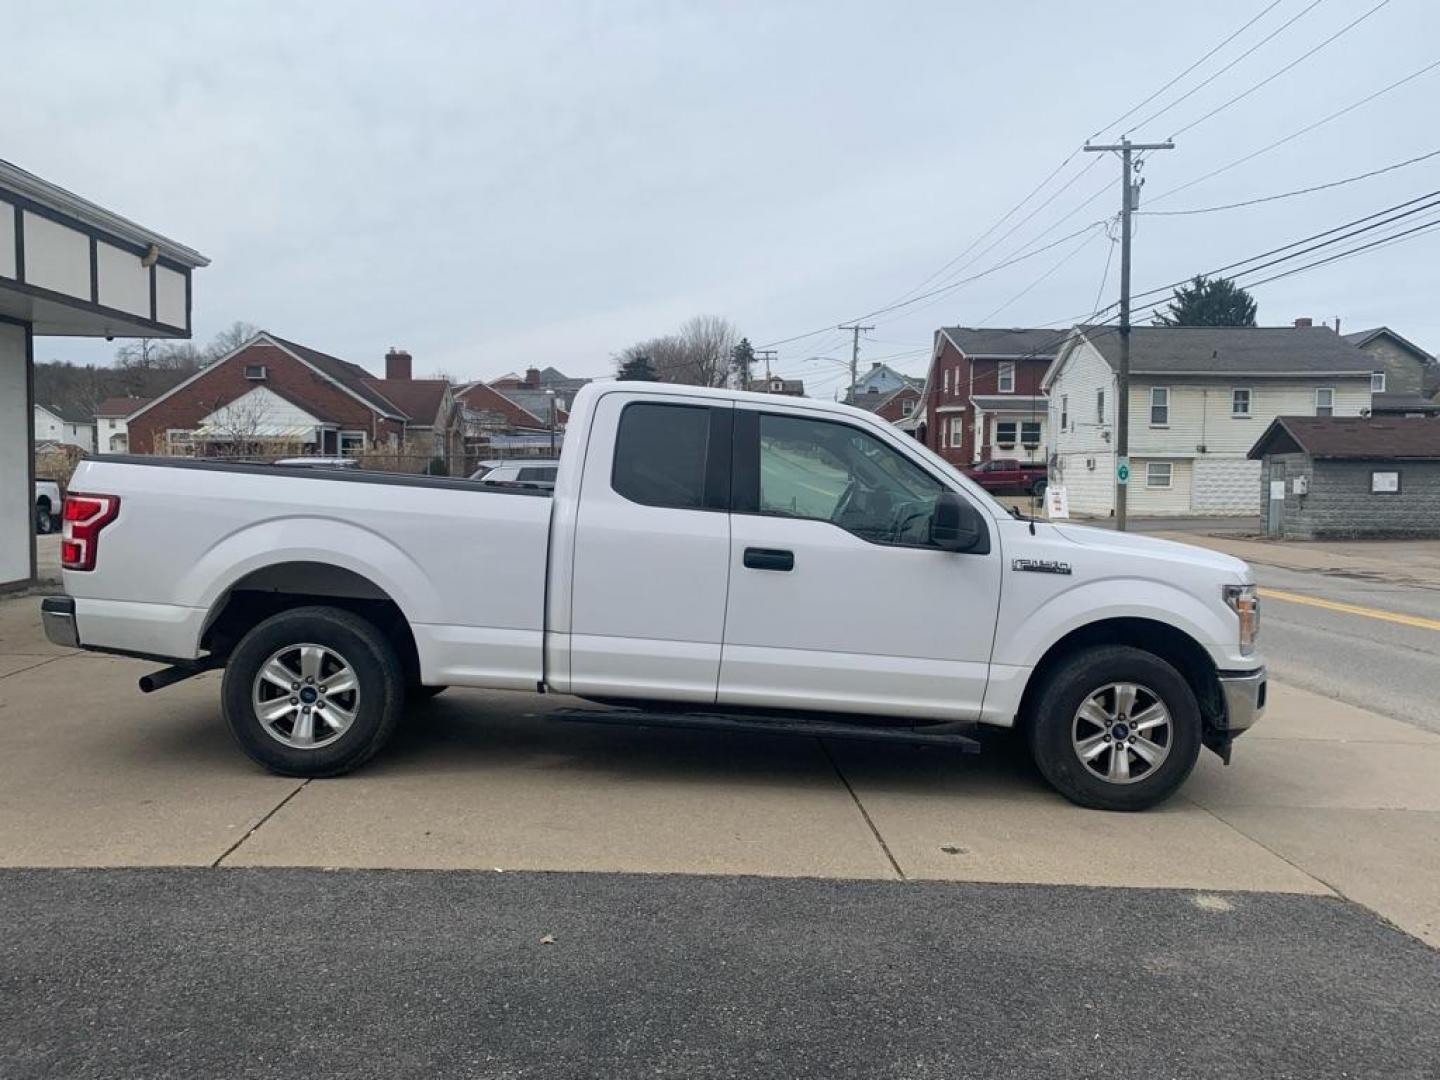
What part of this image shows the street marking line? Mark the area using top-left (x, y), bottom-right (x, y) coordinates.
top-left (1258, 587), bottom-right (1440, 632)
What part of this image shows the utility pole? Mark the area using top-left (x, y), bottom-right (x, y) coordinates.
top-left (1083, 136), bottom-right (1173, 532)
top-left (838, 323), bottom-right (873, 404)
top-left (754, 349), bottom-right (778, 384)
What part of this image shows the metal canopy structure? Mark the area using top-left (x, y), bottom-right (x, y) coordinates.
top-left (0, 159), bottom-right (207, 589)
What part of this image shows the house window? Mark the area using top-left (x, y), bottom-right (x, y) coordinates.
top-left (244, 364), bottom-right (268, 380)
top-left (1146, 462), bottom-right (1173, 488)
top-left (1231, 388), bottom-right (1251, 417)
top-left (998, 362), bottom-right (1015, 393)
top-left (949, 417), bottom-right (963, 448)
top-left (1371, 371), bottom-right (1387, 393)
top-left (1096, 389), bottom-right (1105, 424)
top-left (1021, 420), bottom-right (1041, 446)
top-left (339, 431), bottom-right (366, 455)
top-left (1150, 386), bottom-right (1170, 426)
top-left (1060, 394), bottom-right (1068, 432)
top-left (1315, 388), bottom-right (1334, 417)
top-left (995, 421), bottom-right (1017, 447)
top-left (900, 398), bottom-right (914, 416)
top-left (943, 369), bottom-right (952, 396)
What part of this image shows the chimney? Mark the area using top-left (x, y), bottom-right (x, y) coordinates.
top-left (385, 347), bottom-right (413, 380)
top-left (524, 367), bottom-right (541, 389)
top-left (1293, 317), bottom-right (1313, 328)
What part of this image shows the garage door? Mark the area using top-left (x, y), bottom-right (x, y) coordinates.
top-left (1193, 458), bottom-right (1261, 514)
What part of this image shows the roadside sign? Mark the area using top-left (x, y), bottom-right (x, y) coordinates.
top-left (1045, 485), bottom-right (1070, 519)
top-left (1116, 457), bottom-right (1130, 485)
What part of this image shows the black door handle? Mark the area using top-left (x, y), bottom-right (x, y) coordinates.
top-left (744, 547), bottom-right (794, 571)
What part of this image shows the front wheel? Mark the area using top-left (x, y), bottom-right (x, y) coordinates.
top-left (35, 503), bottom-right (53, 534)
top-left (222, 606), bottom-right (404, 777)
top-left (1026, 645), bottom-right (1201, 811)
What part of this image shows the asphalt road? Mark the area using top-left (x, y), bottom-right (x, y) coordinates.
top-left (5, 868), bottom-right (1439, 1080)
top-left (1248, 561), bottom-right (1440, 734)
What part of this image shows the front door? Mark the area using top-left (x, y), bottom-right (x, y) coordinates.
top-left (718, 407), bottom-right (1000, 720)
top-left (567, 393), bottom-right (734, 703)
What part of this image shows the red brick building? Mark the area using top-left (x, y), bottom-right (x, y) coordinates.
top-left (126, 333), bottom-right (461, 468)
top-left (851, 382), bottom-right (921, 425)
top-left (916, 327), bottom-right (1058, 467)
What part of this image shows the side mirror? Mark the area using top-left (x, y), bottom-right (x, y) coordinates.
top-left (931, 490), bottom-right (989, 554)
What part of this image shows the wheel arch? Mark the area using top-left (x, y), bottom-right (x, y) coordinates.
top-left (1015, 617), bottom-right (1225, 747)
top-left (200, 561), bottom-right (421, 685)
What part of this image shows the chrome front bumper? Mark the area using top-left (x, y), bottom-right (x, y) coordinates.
top-left (40, 595), bottom-right (80, 649)
top-left (1218, 666), bottom-right (1266, 733)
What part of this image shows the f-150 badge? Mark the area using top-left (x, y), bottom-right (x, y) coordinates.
top-left (1011, 558), bottom-right (1072, 575)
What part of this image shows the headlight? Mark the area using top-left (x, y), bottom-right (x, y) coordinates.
top-left (1223, 584), bottom-right (1259, 656)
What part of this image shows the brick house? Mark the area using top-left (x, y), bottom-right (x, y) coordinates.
top-left (1340, 325), bottom-right (1440, 415)
top-left (851, 382), bottom-right (922, 427)
top-left (126, 333), bottom-right (462, 469)
top-left (915, 327), bottom-right (1058, 467)
top-left (745, 376), bottom-right (806, 396)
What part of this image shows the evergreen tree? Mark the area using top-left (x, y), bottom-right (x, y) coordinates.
top-left (617, 353), bottom-right (660, 381)
top-left (1152, 275), bottom-right (1258, 327)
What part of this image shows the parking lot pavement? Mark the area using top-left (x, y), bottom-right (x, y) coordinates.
top-left (2, 594), bottom-right (1438, 946)
top-left (5, 868), bottom-right (1439, 1080)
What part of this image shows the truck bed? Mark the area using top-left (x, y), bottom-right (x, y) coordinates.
top-left (60, 455), bottom-right (554, 690)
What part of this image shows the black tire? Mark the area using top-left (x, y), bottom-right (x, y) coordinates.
top-left (1029, 478), bottom-right (1047, 497)
top-left (1025, 644), bottom-right (1201, 811)
top-left (35, 502), bottom-right (53, 534)
top-left (221, 605), bottom-right (404, 777)
top-left (408, 683), bottom-right (448, 702)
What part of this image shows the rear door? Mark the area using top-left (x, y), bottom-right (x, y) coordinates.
top-left (718, 406), bottom-right (1000, 720)
top-left (567, 393), bottom-right (734, 702)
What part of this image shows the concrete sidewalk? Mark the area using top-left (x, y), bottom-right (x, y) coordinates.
top-left (1148, 530), bottom-right (1440, 589)
top-left (1, 594), bottom-right (1436, 947)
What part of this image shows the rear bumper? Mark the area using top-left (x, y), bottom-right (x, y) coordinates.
top-left (40, 596), bottom-right (80, 648)
top-left (1218, 666), bottom-right (1267, 733)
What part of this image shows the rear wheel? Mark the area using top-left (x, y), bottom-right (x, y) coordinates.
top-left (222, 606), bottom-right (403, 777)
top-left (1026, 645), bottom-right (1201, 811)
top-left (35, 501), bottom-right (53, 534)
top-left (408, 683), bottom-right (448, 702)
top-left (1029, 478), bottom-right (1047, 497)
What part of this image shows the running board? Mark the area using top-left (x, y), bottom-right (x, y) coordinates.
top-left (550, 707), bottom-right (982, 753)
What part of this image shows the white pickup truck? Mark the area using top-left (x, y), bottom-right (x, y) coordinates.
top-left (41, 382), bottom-right (1264, 810)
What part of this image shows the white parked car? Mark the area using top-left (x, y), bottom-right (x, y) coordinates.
top-left (40, 382), bottom-right (1263, 810)
top-left (34, 480), bottom-right (61, 534)
top-left (468, 459), bottom-right (559, 489)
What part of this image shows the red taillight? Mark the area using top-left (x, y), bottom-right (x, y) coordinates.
top-left (60, 493), bottom-right (120, 571)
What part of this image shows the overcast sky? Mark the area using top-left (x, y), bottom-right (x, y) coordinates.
top-left (10, 0), bottom-right (1440, 397)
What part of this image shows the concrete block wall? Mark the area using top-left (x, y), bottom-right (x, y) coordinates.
top-left (1263, 453), bottom-right (1440, 538)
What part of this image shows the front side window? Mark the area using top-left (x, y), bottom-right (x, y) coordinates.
top-left (1315, 388), bottom-right (1334, 416)
top-left (995, 421), bottom-right (1017, 446)
top-left (612, 402), bottom-right (718, 509)
top-left (1146, 462), bottom-right (1173, 488)
top-left (1232, 388), bottom-right (1251, 417)
top-left (1021, 420), bottom-right (1041, 446)
top-left (1150, 386), bottom-right (1170, 426)
top-left (1372, 371), bottom-right (1387, 393)
top-left (998, 362), bottom-right (1015, 393)
top-left (754, 413), bottom-right (947, 547)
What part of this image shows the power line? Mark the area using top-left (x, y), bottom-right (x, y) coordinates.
top-left (978, 228), bottom-right (1106, 326)
top-left (1147, 56), bottom-right (1440, 206)
top-left (1091, 0), bottom-right (1287, 138)
top-left (1168, 0), bottom-right (1392, 138)
top-left (1123, 0), bottom-right (1328, 134)
top-left (1137, 147), bottom-right (1440, 216)
top-left (1090, 231), bottom-right (1119, 313)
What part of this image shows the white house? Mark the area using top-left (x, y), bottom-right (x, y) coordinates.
top-left (33, 403), bottom-right (95, 453)
top-left (94, 396), bottom-right (151, 454)
top-left (1043, 325), bottom-right (1374, 517)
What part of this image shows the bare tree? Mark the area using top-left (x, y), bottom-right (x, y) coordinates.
top-left (616, 315), bottom-right (741, 388)
top-left (205, 321), bottom-right (262, 362)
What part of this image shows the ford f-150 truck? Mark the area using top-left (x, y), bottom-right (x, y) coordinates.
top-left (41, 382), bottom-right (1264, 810)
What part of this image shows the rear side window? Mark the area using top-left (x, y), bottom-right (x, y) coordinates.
top-left (517, 466), bottom-right (557, 482)
top-left (612, 402), bottom-right (728, 510)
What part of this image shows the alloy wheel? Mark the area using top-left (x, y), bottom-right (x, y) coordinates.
top-left (251, 643), bottom-right (361, 749)
top-left (1070, 681), bottom-right (1172, 785)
